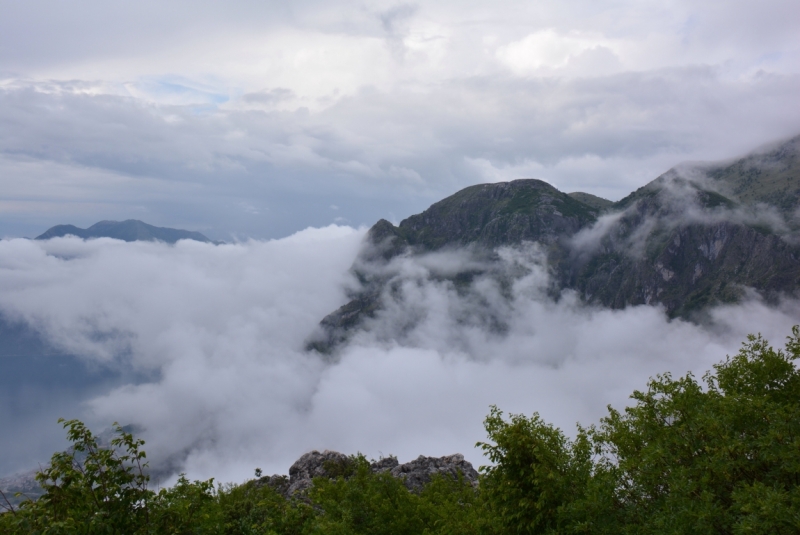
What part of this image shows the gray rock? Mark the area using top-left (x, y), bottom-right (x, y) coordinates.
top-left (370, 456), bottom-right (399, 473)
top-left (286, 450), bottom-right (353, 495)
top-left (0, 469), bottom-right (43, 508)
top-left (260, 450), bottom-right (477, 497)
top-left (390, 454), bottom-right (478, 491)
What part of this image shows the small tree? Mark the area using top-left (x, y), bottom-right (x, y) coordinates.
top-left (478, 408), bottom-right (593, 534)
top-left (3, 419), bottom-right (153, 534)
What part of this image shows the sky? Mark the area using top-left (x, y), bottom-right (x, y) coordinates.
top-left (1, 0), bottom-right (800, 485)
top-left (1, 0), bottom-right (799, 240)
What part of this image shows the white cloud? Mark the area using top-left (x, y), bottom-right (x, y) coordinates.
top-left (0, 231), bottom-right (796, 483)
top-left (497, 30), bottom-right (622, 75)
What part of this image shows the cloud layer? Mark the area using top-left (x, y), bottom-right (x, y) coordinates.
top-left (2, 0), bottom-right (799, 484)
top-left (1, 230), bottom-right (797, 483)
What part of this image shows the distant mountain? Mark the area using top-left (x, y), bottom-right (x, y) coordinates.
top-left (0, 469), bottom-right (42, 506)
top-left (35, 220), bottom-right (215, 244)
top-left (308, 135), bottom-right (800, 353)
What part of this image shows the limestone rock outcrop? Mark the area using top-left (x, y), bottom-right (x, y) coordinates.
top-left (256, 450), bottom-right (478, 497)
top-left (286, 450), bottom-right (352, 495)
top-left (388, 453), bottom-right (478, 492)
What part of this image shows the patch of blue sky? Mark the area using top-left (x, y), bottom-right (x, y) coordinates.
top-left (134, 76), bottom-right (231, 108)
top-left (754, 51), bottom-right (785, 67)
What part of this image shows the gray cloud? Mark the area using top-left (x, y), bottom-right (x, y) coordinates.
top-left (2, 67), bottom-right (799, 240)
top-left (3, 1), bottom-right (797, 71)
top-left (241, 88), bottom-right (295, 105)
top-left (0, 1), bottom-right (798, 239)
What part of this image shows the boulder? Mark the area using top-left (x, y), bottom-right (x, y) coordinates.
top-left (286, 450), bottom-right (353, 495)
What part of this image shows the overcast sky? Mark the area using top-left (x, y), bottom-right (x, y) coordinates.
top-left (1, 0), bottom-right (799, 240)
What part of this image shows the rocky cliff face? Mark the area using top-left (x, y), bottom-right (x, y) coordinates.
top-left (308, 179), bottom-right (596, 353)
top-left (568, 221), bottom-right (799, 316)
top-left (0, 469), bottom-right (42, 507)
top-left (308, 135), bottom-right (800, 353)
top-left (563, 173), bottom-right (800, 316)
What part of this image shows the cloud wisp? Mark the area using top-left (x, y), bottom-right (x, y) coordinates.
top-left (0, 228), bottom-right (797, 483)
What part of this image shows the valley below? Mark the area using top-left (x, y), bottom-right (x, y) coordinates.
top-left (1, 135), bottom-right (799, 495)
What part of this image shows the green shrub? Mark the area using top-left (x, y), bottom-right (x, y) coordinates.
top-left (0, 419), bottom-right (154, 534)
top-left (479, 327), bottom-right (800, 534)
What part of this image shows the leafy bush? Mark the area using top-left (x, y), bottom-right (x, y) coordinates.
top-left (308, 454), bottom-right (482, 534)
top-left (479, 328), bottom-right (800, 534)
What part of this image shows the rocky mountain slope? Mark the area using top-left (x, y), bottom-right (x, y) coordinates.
top-left (35, 219), bottom-right (215, 244)
top-left (0, 470), bottom-right (42, 507)
top-left (308, 135), bottom-right (800, 353)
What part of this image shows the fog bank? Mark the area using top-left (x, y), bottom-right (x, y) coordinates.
top-left (0, 228), bottom-right (796, 483)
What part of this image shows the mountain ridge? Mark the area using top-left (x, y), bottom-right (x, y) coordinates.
top-left (35, 219), bottom-right (217, 244)
top-left (308, 134), bottom-right (800, 353)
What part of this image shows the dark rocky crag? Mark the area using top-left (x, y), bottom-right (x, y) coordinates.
top-left (307, 179), bottom-right (601, 352)
top-left (308, 135), bottom-right (800, 353)
top-left (255, 450), bottom-right (478, 497)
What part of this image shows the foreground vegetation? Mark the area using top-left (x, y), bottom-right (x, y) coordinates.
top-left (2, 328), bottom-right (799, 534)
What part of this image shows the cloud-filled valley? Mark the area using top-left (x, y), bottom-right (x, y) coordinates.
top-left (1, 0), bottom-right (799, 499)
top-left (1, 227), bottom-right (797, 484)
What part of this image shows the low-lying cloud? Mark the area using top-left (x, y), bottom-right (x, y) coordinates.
top-left (1, 228), bottom-right (798, 484)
